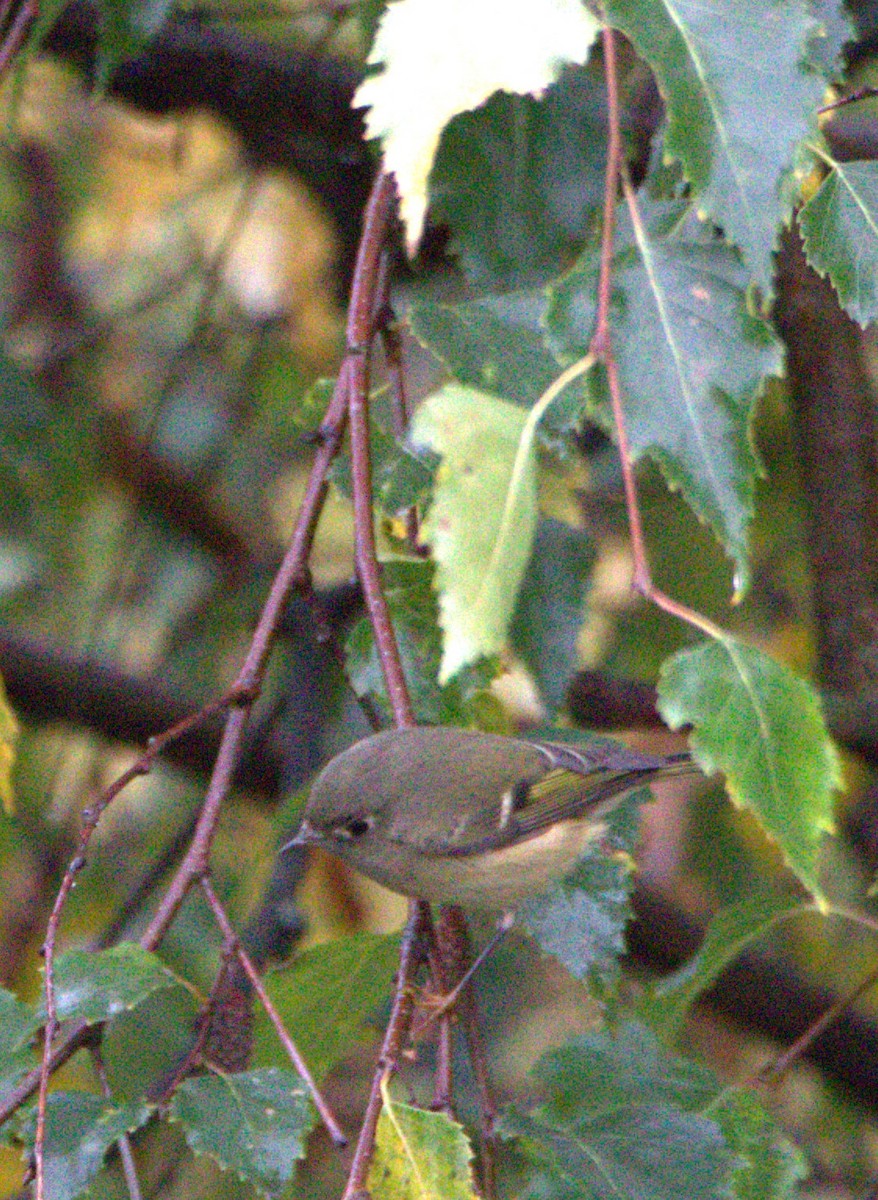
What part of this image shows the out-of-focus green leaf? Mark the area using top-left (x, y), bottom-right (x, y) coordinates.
top-left (510, 517), bottom-right (594, 712)
top-left (639, 892), bottom-right (810, 1045)
top-left (546, 200), bottom-right (782, 593)
top-left (713, 1088), bottom-right (808, 1200)
top-left (37, 944), bottom-right (179, 1026)
top-left (169, 1068), bottom-right (315, 1195)
top-left (805, 0), bottom-right (855, 76)
top-left (369, 1089), bottom-right (478, 1200)
top-left (519, 793), bottom-right (641, 997)
top-left (658, 638), bottom-right (841, 901)
top-left (605, 0), bottom-right (825, 290)
top-left (428, 63), bottom-right (607, 288)
top-left (16, 1093), bottom-right (152, 1200)
top-left (0, 987), bottom-right (36, 1104)
top-left (354, 0), bottom-right (598, 251)
top-left (799, 151), bottom-right (878, 327)
top-left (412, 385), bottom-right (538, 682)
top-left (255, 933), bottom-right (400, 1080)
top-left (93, 0), bottom-right (175, 88)
top-left (501, 1022), bottom-right (734, 1200)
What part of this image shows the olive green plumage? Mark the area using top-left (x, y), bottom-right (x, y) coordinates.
top-left (288, 727), bottom-right (696, 909)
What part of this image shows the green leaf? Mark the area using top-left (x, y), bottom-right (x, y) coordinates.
top-left (510, 517), bottom-right (594, 712)
top-left (16, 1093), bottom-right (152, 1200)
top-left (408, 291), bottom-right (587, 446)
top-left (354, 0), bottom-right (599, 251)
top-left (518, 792), bottom-right (642, 996)
top-left (255, 933), bottom-right (401, 1080)
top-left (428, 64), bottom-right (608, 289)
top-left (501, 1022), bottom-right (735, 1200)
top-left (409, 291), bottom-right (558, 407)
top-left (712, 1088), bottom-right (808, 1200)
top-left (38, 944), bottom-right (179, 1026)
top-left (804, 0), bottom-right (855, 77)
top-left (546, 201), bottom-right (782, 593)
top-left (345, 559), bottom-right (499, 725)
top-left (605, 0), bottom-right (825, 290)
top-left (657, 638), bottom-right (841, 900)
top-left (168, 1067), bottom-right (315, 1195)
top-left (93, 0), bottom-right (174, 88)
top-left (332, 425), bottom-right (436, 516)
top-left (368, 1092), bottom-right (478, 1200)
top-left (798, 152), bottom-right (878, 327)
top-left (0, 987), bottom-right (37, 1100)
top-left (639, 892), bottom-right (810, 1044)
top-left (412, 385), bottom-right (539, 682)
top-left (0, 671), bottom-right (18, 814)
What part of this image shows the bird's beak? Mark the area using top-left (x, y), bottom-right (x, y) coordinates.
top-left (282, 818), bottom-right (319, 852)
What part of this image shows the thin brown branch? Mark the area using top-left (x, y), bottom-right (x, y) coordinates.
top-left (341, 902), bottom-right (431, 1200)
top-left (200, 875), bottom-right (346, 1146)
top-left (0, 0), bottom-right (35, 75)
top-left (33, 680), bottom-right (252, 1198)
top-left (757, 960), bottom-right (878, 1086)
top-left (346, 171), bottom-right (416, 729)
top-left (91, 1044), bottom-right (143, 1200)
top-left (139, 357), bottom-right (350, 948)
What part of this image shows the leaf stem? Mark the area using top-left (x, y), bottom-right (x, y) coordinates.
top-left (594, 24), bottom-right (726, 643)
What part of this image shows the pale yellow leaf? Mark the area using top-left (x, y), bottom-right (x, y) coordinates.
top-left (354, 0), bottom-right (599, 251)
top-left (0, 672), bottom-right (19, 815)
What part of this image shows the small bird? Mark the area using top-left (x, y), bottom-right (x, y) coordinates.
top-left (286, 727), bottom-right (698, 910)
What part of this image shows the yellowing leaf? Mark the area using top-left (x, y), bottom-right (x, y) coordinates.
top-left (658, 638), bottom-right (841, 903)
top-left (369, 1081), bottom-right (478, 1200)
top-left (0, 672), bottom-right (19, 815)
top-left (354, 0), bottom-right (600, 251)
top-left (412, 385), bottom-right (538, 683)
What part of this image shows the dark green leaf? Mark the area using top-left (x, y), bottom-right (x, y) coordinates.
top-left (519, 793), bottom-right (641, 995)
top-left (799, 153), bottom-right (878, 327)
top-left (16, 1093), bottom-right (152, 1200)
top-left (546, 201), bottom-right (782, 592)
top-left (169, 1068), bottom-right (315, 1195)
top-left (501, 1023), bottom-right (735, 1200)
top-left (510, 517), bottom-right (594, 712)
top-left (713, 1088), bottom-right (807, 1200)
top-left (0, 987), bottom-right (37, 1102)
top-left (332, 424), bottom-right (436, 516)
top-left (429, 64), bottom-right (607, 289)
top-left (37, 944), bottom-right (179, 1026)
top-left (255, 933), bottom-right (401, 1080)
top-left (605, 0), bottom-right (824, 290)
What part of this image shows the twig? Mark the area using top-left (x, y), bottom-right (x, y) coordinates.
top-left (756, 960), bottom-right (878, 1085)
top-left (346, 172), bottom-right (416, 729)
top-left (139, 357), bottom-right (351, 949)
top-left (200, 875), bottom-right (346, 1145)
top-left (595, 26), bottom-right (725, 642)
top-left (10, 293), bottom-right (353, 1135)
top-left (341, 902), bottom-right (431, 1200)
top-left (33, 682), bottom-right (252, 1198)
top-left (0, 0), bottom-right (34, 75)
top-left (90, 1043), bottom-right (144, 1200)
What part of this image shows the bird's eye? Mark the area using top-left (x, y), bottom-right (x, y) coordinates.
top-left (333, 815), bottom-right (374, 840)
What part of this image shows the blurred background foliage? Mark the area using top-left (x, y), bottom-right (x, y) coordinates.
top-left (3, 2), bottom-right (878, 1196)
